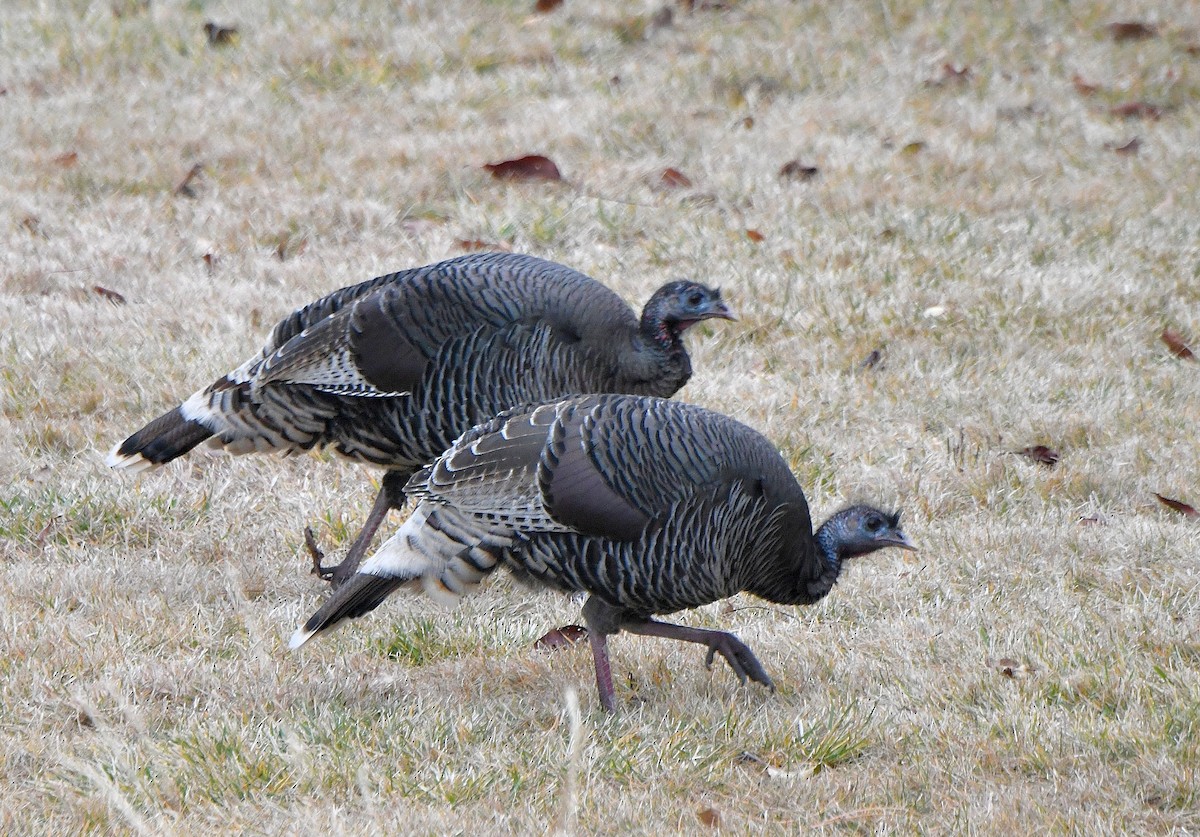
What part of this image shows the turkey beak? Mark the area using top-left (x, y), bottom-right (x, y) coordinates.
top-left (707, 297), bottom-right (737, 322)
top-left (882, 530), bottom-right (918, 552)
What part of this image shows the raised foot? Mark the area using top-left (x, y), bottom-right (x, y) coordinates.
top-left (304, 526), bottom-right (356, 588)
top-left (702, 632), bottom-right (776, 692)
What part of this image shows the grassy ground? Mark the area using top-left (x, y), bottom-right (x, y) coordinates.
top-left (2, 0), bottom-right (1199, 833)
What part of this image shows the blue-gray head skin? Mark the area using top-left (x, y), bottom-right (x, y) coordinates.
top-left (641, 281), bottom-right (736, 347)
top-left (815, 505), bottom-right (917, 568)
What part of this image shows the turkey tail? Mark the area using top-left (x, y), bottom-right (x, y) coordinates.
top-left (289, 504), bottom-right (510, 649)
top-left (289, 573), bottom-right (405, 649)
top-left (106, 406), bottom-right (214, 471)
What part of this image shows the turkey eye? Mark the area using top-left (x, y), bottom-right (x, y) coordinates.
top-left (687, 292), bottom-right (703, 306)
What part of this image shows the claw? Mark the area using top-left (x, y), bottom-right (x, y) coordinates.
top-left (305, 526), bottom-right (338, 581)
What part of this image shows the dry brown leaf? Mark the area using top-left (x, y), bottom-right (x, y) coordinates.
top-left (533, 625), bottom-right (588, 650)
top-left (926, 63), bottom-right (971, 87)
top-left (1071, 74), bottom-right (1101, 96)
top-left (204, 21), bottom-right (238, 46)
top-left (657, 167), bottom-right (693, 189)
top-left (900, 140), bottom-right (926, 155)
top-left (745, 228), bottom-right (765, 243)
top-left (92, 285), bottom-right (127, 305)
top-left (1161, 327), bottom-right (1196, 361)
top-left (1107, 21), bottom-right (1157, 41)
top-left (534, 0), bottom-right (563, 11)
top-left (484, 154), bottom-right (562, 182)
top-left (992, 657), bottom-right (1036, 679)
top-left (455, 239), bottom-right (511, 252)
top-left (202, 252), bottom-right (216, 274)
top-left (1016, 445), bottom-right (1060, 467)
top-left (1110, 101), bottom-right (1163, 119)
top-left (779, 160), bottom-right (818, 181)
top-left (1109, 137), bottom-right (1141, 155)
top-left (53, 151), bottom-right (79, 167)
top-left (1154, 493), bottom-right (1199, 517)
top-left (697, 807), bottom-right (720, 828)
top-left (174, 163), bottom-right (203, 198)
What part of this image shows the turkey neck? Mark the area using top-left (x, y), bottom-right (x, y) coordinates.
top-left (631, 302), bottom-right (693, 395)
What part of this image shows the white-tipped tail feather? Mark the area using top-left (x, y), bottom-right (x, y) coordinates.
top-left (288, 505), bottom-right (511, 650)
top-left (105, 445), bottom-right (159, 472)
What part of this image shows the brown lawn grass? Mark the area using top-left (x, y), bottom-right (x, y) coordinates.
top-left (2, 0), bottom-right (1199, 833)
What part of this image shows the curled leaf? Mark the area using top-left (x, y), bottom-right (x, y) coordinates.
top-left (1161, 327), bottom-right (1196, 361)
top-left (779, 160), bottom-right (818, 181)
top-left (204, 21), bottom-right (238, 46)
top-left (1108, 137), bottom-right (1141, 155)
top-left (1154, 493), bottom-right (1199, 517)
top-left (926, 63), bottom-right (971, 87)
top-left (456, 238), bottom-right (511, 252)
top-left (533, 624), bottom-right (588, 650)
top-left (697, 808), bottom-right (720, 828)
top-left (657, 167), bottom-right (693, 189)
top-left (1016, 445), bottom-right (1060, 467)
top-left (745, 229), bottom-right (765, 243)
top-left (1110, 101), bottom-right (1163, 119)
top-left (484, 154), bottom-right (562, 182)
top-left (92, 285), bottom-right (127, 305)
top-left (992, 657), bottom-right (1036, 679)
top-left (1107, 21), bottom-right (1157, 41)
top-left (1072, 74), bottom-right (1101, 96)
top-left (174, 163), bottom-right (203, 198)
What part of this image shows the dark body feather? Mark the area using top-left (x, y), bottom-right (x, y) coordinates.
top-left (108, 253), bottom-right (733, 583)
top-left (291, 394), bottom-right (915, 710)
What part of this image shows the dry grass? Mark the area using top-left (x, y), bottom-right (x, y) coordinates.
top-left (2, 0), bottom-right (1199, 833)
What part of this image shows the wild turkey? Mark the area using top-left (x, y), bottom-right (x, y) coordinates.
top-left (107, 252), bottom-right (734, 585)
top-left (289, 394), bottom-right (916, 711)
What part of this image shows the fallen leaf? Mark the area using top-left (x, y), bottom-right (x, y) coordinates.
top-left (1107, 21), bottom-right (1157, 41)
top-left (456, 238), bottom-right (511, 252)
top-left (35, 516), bottom-right (61, 548)
top-left (992, 657), bottom-right (1035, 679)
top-left (657, 167), bottom-right (692, 189)
top-left (204, 21), bottom-right (238, 46)
top-left (1016, 445), bottom-right (1060, 467)
top-left (697, 807), bottom-right (720, 828)
top-left (1154, 493), bottom-right (1199, 517)
top-left (778, 160), bottom-right (818, 181)
top-left (174, 163), bottom-right (203, 198)
top-left (1110, 101), bottom-right (1163, 119)
top-left (899, 140), bottom-right (926, 155)
top-left (745, 228), bottom-right (765, 243)
top-left (202, 252), bottom-right (216, 274)
top-left (926, 62), bottom-right (971, 87)
top-left (533, 625), bottom-right (588, 650)
top-left (484, 154), bottom-right (562, 182)
top-left (1161, 327), bottom-right (1196, 360)
top-left (1109, 137), bottom-right (1141, 155)
top-left (534, 0), bottom-right (563, 11)
top-left (53, 151), bottom-right (79, 167)
top-left (1072, 74), bottom-right (1101, 96)
top-left (21, 216), bottom-right (44, 237)
top-left (92, 285), bottom-right (127, 305)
